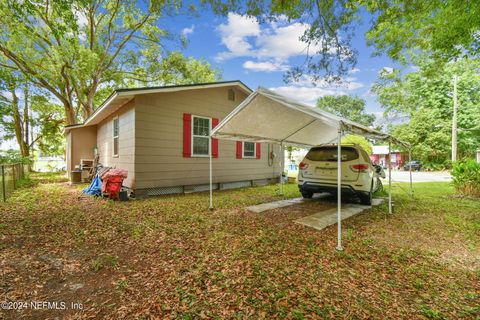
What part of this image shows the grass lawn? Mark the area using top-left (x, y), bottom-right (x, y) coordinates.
top-left (0, 173), bottom-right (479, 319)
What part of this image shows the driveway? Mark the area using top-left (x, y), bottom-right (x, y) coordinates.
top-left (382, 170), bottom-right (452, 183)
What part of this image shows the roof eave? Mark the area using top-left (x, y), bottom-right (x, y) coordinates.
top-left (81, 80), bottom-right (251, 126)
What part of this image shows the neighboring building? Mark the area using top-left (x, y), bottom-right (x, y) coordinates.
top-left (65, 81), bottom-right (283, 197)
top-left (370, 145), bottom-right (407, 169)
top-left (33, 154), bottom-right (65, 172)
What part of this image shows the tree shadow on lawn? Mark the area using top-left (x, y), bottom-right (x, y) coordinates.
top-left (1, 180), bottom-right (478, 319)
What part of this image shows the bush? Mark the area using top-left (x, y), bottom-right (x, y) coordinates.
top-left (0, 149), bottom-right (32, 165)
top-left (422, 161), bottom-right (451, 171)
top-left (451, 159), bottom-right (480, 197)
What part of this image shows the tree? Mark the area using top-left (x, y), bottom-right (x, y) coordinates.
top-left (363, 0), bottom-right (480, 65)
top-left (204, 1), bottom-right (480, 82)
top-left (0, 70), bottom-right (65, 165)
top-left (342, 135), bottom-right (372, 155)
top-left (316, 95), bottom-right (376, 127)
top-left (30, 95), bottom-right (65, 157)
top-left (0, 0), bottom-right (220, 124)
top-left (0, 66), bottom-right (32, 161)
top-left (203, 0), bottom-right (357, 82)
top-left (372, 58), bottom-right (480, 166)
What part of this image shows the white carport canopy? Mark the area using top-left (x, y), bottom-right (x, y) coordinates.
top-left (209, 87), bottom-right (411, 250)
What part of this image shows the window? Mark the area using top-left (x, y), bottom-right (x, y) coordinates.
top-left (192, 115), bottom-right (211, 156)
top-left (113, 117), bottom-right (119, 157)
top-left (305, 146), bottom-right (359, 162)
top-left (237, 141), bottom-right (261, 159)
top-left (243, 141), bottom-right (255, 158)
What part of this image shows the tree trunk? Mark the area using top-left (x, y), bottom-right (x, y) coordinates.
top-left (9, 86), bottom-right (29, 160)
top-left (84, 78), bottom-right (98, 119)
top-left (24, 85), bottom-right (29, 147)
top-left (23, 84), bottom-right (32, 171)
top-left (63, 100), bottom-right (77, 125)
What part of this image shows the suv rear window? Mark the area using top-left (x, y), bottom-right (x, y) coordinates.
top-left (305, 146), bottom-right (359, 162)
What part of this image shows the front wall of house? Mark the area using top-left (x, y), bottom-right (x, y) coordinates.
top-left (134, 86), bottom-right (283, 189)
top-left (66, 126), bottom-right (97, 173)
top-left (96, 100), bottom-right (136, 188)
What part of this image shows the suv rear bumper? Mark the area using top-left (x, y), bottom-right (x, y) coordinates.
top-left (299, 182), bottom-right (368, 197)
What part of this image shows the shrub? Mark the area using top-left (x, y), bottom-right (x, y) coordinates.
top-left (451, 159), bottom-right (480, 197)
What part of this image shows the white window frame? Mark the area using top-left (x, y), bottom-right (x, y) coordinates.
top-left (242, 141), bottom-right (256, 158)
top-left (191, 115), bottom-right (211, 157)
top-left (112, 116), bottom-right (119, 158)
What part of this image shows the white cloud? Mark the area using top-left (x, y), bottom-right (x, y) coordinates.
top-left (268, 75), bottom-right (364, 105)
top-left (348, 67), bottom-right (360, 74)
top-left (380, 66), bottom-right (394, 74)
top-left (269, 86), bottom-right (346, 105)
top-left (182, 27), bottom-right (194, 37)
top-left (215, 13), bottom-right (322, 70)
top-left (182, 25), bottom-right (195, 37)
top-left (74, 10), bottom-right (88, 28)
top-left (409, 65), bottom-right (420, 72)
top-left (361, 88), bottom-right (376, 98)
top-left (216, 13), bottom-right (260, 60)
top-left (255, 22), bottom-right (313, 59)
top-left (1, 90), bottom-right (13, 101)
top-left (291, 75), bottom-right (364, 91)
top-left (242, 60), bottom-right (289, 72)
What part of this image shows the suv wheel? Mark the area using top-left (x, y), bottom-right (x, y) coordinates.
top-left (301, 191), bottom-right (314, 199)
top-left (359, 181), bottom-right (373, 205)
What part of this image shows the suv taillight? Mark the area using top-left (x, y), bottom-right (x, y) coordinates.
top-left (299, 162), bottom-right (309, 170)
top-left (351, 164), bottom-right (369, 172)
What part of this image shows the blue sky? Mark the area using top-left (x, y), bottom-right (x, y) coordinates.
top-left (161, 7), bottom-right (403, 119)
top-left (0, 5), bottom-right (405, 150)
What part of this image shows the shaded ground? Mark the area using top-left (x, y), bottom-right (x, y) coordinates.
top-left (0, 173), bottom-right (478, 319)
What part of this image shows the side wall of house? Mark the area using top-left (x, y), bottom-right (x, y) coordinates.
top-left (96, 100), bottom-right (136, 188)
top-left (134, 87), bottom-right (282, 191)
top-left (66, 126), bottom-right (97, 173)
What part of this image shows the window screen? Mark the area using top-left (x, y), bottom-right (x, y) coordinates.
top-left (192, 116), bottom-right (210, 155)
top-left (243, 142), bottom-right (255, 158)
top-left (113, 117), bottom-right (119, 156)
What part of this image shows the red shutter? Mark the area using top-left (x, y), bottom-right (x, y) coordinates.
top-left (256, 143), bottom-right (261, 159)
top-left (183, 113), bottom-right (192, 157)
top-left (212, 118), bottom-right (219, 158)
top-left (236, 141), bottom-right (243, 159)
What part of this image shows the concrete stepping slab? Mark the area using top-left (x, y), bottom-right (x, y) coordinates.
top-left (295, 198), bottom-right (384, 231)
top-left (246, 194), bottom-right (329, 213)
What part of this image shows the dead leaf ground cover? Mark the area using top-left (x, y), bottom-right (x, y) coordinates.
top-left (0, 173), bottom-right (478, 319)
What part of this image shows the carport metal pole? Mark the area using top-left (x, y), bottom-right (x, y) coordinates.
top-left (336, 128), bottom-right (343, 251)
top-left (408, 148), bottom-right (413, 198)
top-left (280, 142), bottom-right (284, 195)
top-left (209, 135), bottom-right (213, 210)
top-left (388, 139), bottom-right (392, 214)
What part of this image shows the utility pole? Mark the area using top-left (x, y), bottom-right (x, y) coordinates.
top-left (452, 75), bottom-right (458, 162)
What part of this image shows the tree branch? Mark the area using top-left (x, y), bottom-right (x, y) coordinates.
top-left (0, 44), bottom-right (68, 107)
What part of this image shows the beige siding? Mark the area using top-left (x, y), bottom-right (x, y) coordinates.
top-left (96, 100), bottom-right (136, 188)
top-left (66, 126), bottom-right (97, 173)
top-left (134, 86), bottom-right (282, 189)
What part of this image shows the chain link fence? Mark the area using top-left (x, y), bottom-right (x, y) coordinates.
top-left (1, 163), bottom-right (26, 202)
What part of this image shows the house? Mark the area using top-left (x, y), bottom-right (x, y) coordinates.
top-left (370, 145), bottom-right (407, 169)
top-left (65, 81), bottom-right (283, 197)
top-left (33, 154), bottom-right (65, 172)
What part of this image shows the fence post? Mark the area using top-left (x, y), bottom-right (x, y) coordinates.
top-left (12, 164), bottom-right (16, 190)
top-left (1, 165), bottom-right (5, 202)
